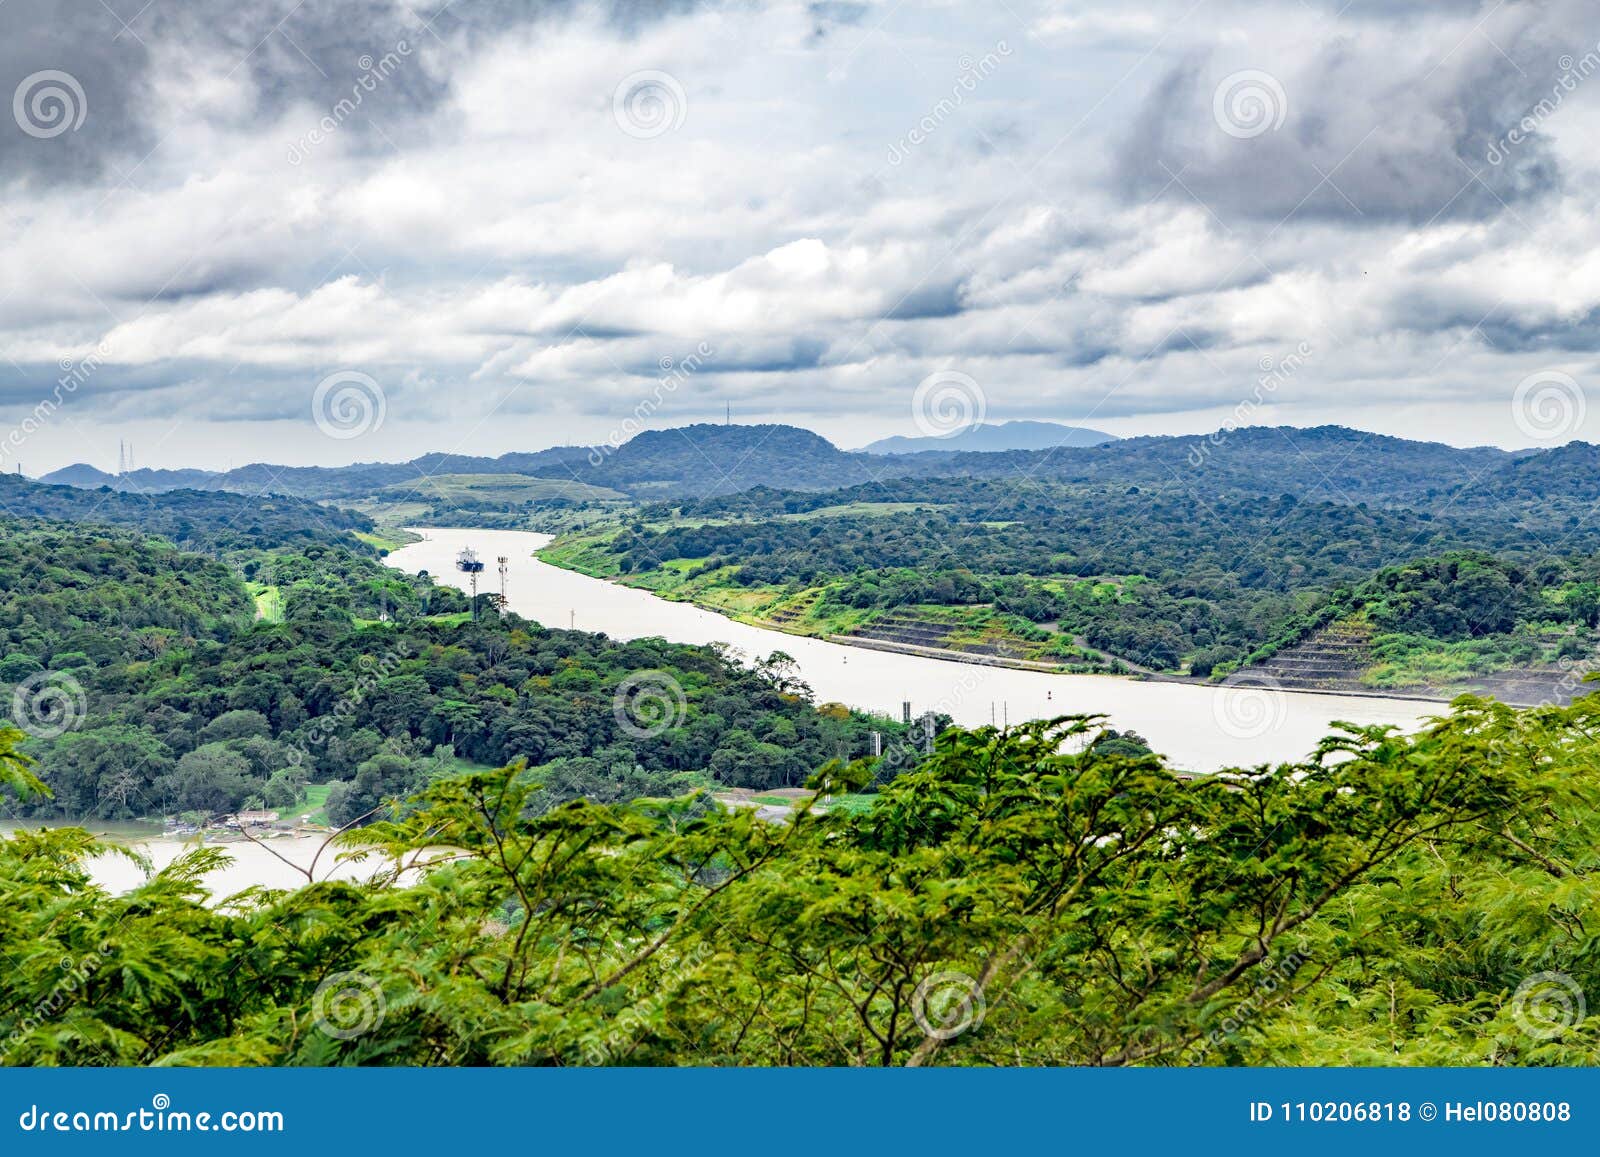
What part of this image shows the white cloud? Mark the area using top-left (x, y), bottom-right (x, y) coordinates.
top-left (2, 0), bottom-right (1600, 471)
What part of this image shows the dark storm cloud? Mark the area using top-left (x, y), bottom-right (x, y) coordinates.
top-left (884, 282), bottom-right (965, 320)
top-left (1116, 4), bottom-right (1578, 225)
top-left (0, 0), bottom-right (151, 182)
top-left (1477, 312), bottom-right (1600, 355)
top-left (0, 0), bottom-right (720, 186)
top-left (691, 338), bottom-right (830, 373)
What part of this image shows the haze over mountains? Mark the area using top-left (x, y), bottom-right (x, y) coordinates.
top-left (35, 421), bottom-right (1554, 511)
top-left (859, 421), bottom-right (1117, 455)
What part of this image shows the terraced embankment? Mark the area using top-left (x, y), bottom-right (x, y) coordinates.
top-left (1246, 622), bottom-right (1376, 694)
top-left (1237, 620), bottom-right (1594, 706)
top-left (846, 612), bottom-right (1034, 661)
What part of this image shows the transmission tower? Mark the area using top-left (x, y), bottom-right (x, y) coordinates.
top-left (498, 556), bottom-right (509, 616)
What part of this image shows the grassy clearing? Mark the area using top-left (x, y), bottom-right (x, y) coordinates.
top-left (819, 793), bottom-right (878, 816)
top-left (347, 476), bottom-right (630, 534)
top-left (741, 791), bottom-right (879, 816)
top-left (1362, 628), bottom-right (1573, 689)
top-left (245, 582), bottom-right (284, 623)
top-left (378, 473), bottom-right (628, 505)
top-left (428, 752), bottom-right (500, 779)
top-left (785, 502), bottom-right (948, 521)
top-left (354, 528), bottom-right (418, 554)
top-left (300, 784), bottom-right (331, 827)
top-left (537, 526), bottom-right (627, 577)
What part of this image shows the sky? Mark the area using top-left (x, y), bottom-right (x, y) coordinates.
top-left (1, 0), bottom-right (1599, 473)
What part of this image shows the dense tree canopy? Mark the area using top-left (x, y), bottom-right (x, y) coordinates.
top-left (0, 523), bottom-right (908, 823)
top-left (570, 482), bottom-right (1600, 677)
top-left (0, 475), bottom-right (373, 553)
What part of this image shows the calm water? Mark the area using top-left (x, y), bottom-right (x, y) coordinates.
top-left (386, 527), bottom-right (1437, 772)
top-left (0, 821), bottom-right (416, 898)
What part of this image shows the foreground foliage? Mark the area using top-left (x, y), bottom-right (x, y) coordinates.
top-left (4, 696), bottom-right (1599, 1067)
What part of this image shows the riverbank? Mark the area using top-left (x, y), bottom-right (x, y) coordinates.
top-left (533, 525), bottom-right (1598, 708)
top-left (383, 529), bottom-right (1438, 772)
top-left (536, 528), bottom-right (1467, 704)
top-left (537, 527), bottom-right (1125, 673)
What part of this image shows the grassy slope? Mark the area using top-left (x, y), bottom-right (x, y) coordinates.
top-left (343, 475), bottom-right (629, 539)
top-left (353, 528), bottom-right (420, 553)
top-left (299, 784), bottom-right (331, 827)
top-left (246, 582), bottom-right (285, 623)
top-left (378, 473), bottom-right (628, 504)
top-left (538, 521), bottom-right (1116, 671)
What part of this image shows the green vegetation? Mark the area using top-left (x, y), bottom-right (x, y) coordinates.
top-left (0, 472), bottom-right (374, 553)
top-left (383, 473), bottom-right (626, 505)
top-left (1316, 555), bottom-right (1600, 690)
top-left (348, 473), bottom-right (630, 534)
top-left (353, 528), bottom-right (418, 554)
top-left (14, 424), bottom-right (1600, 1068)
top-left (541, 477), bottom-right (1600, 689)
top-left (0, 523), bottom-right (910, 826)
top-left (0, 523), bottom-right (253, 669)
top-left (5, 699), bottom-right (1600, 1065)
top-left (246, 582), bottom-right (284, 622)
top-left (299, 782), bottom-right (332, 827)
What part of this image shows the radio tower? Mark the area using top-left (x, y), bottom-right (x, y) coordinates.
top-left (497, 556), bottom-right (509, 616)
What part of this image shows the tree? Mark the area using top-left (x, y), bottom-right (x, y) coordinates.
top-left (200, 709), bottom-right (272, 744)
top-left (326, 752), bottom-right (422, 826)
top-left (32, 727), bottom-right (174, 819)
top-left (157, 744), bottom-right (256, 815)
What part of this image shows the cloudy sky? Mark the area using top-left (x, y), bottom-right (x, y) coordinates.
top-left (1, 0), bottom-right (1598, 472)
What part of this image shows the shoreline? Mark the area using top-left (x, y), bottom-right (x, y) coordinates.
top-left (531, 542), bottom-right (1463, 708)
top-left (388, 528), bottom-right (1439, 772)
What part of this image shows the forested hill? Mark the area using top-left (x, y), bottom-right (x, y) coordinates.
top-left (649, 426), bottom-right (1558, 515)
top-left (39, 422), bottom-right (1555, 506)
top-left (0, 473), bottom-right (373, 553)
top-left (912, 426), bottom-right (1521, 506)
top-left (0, 523), bottom-right (254, 679)
top-left (43, 425), bottom-right (877, 501)
top-left (0, 520), bottom-right (910, 824)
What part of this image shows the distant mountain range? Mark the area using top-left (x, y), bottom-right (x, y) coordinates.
top-left (42, 425), bottom-right (877, 502)
top-left (38, 421), bottom-right (1555, 512)
top-left (43, 463), bottom-right (221, 491)
top-left (859, 420), bottom-right (1116, 455)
